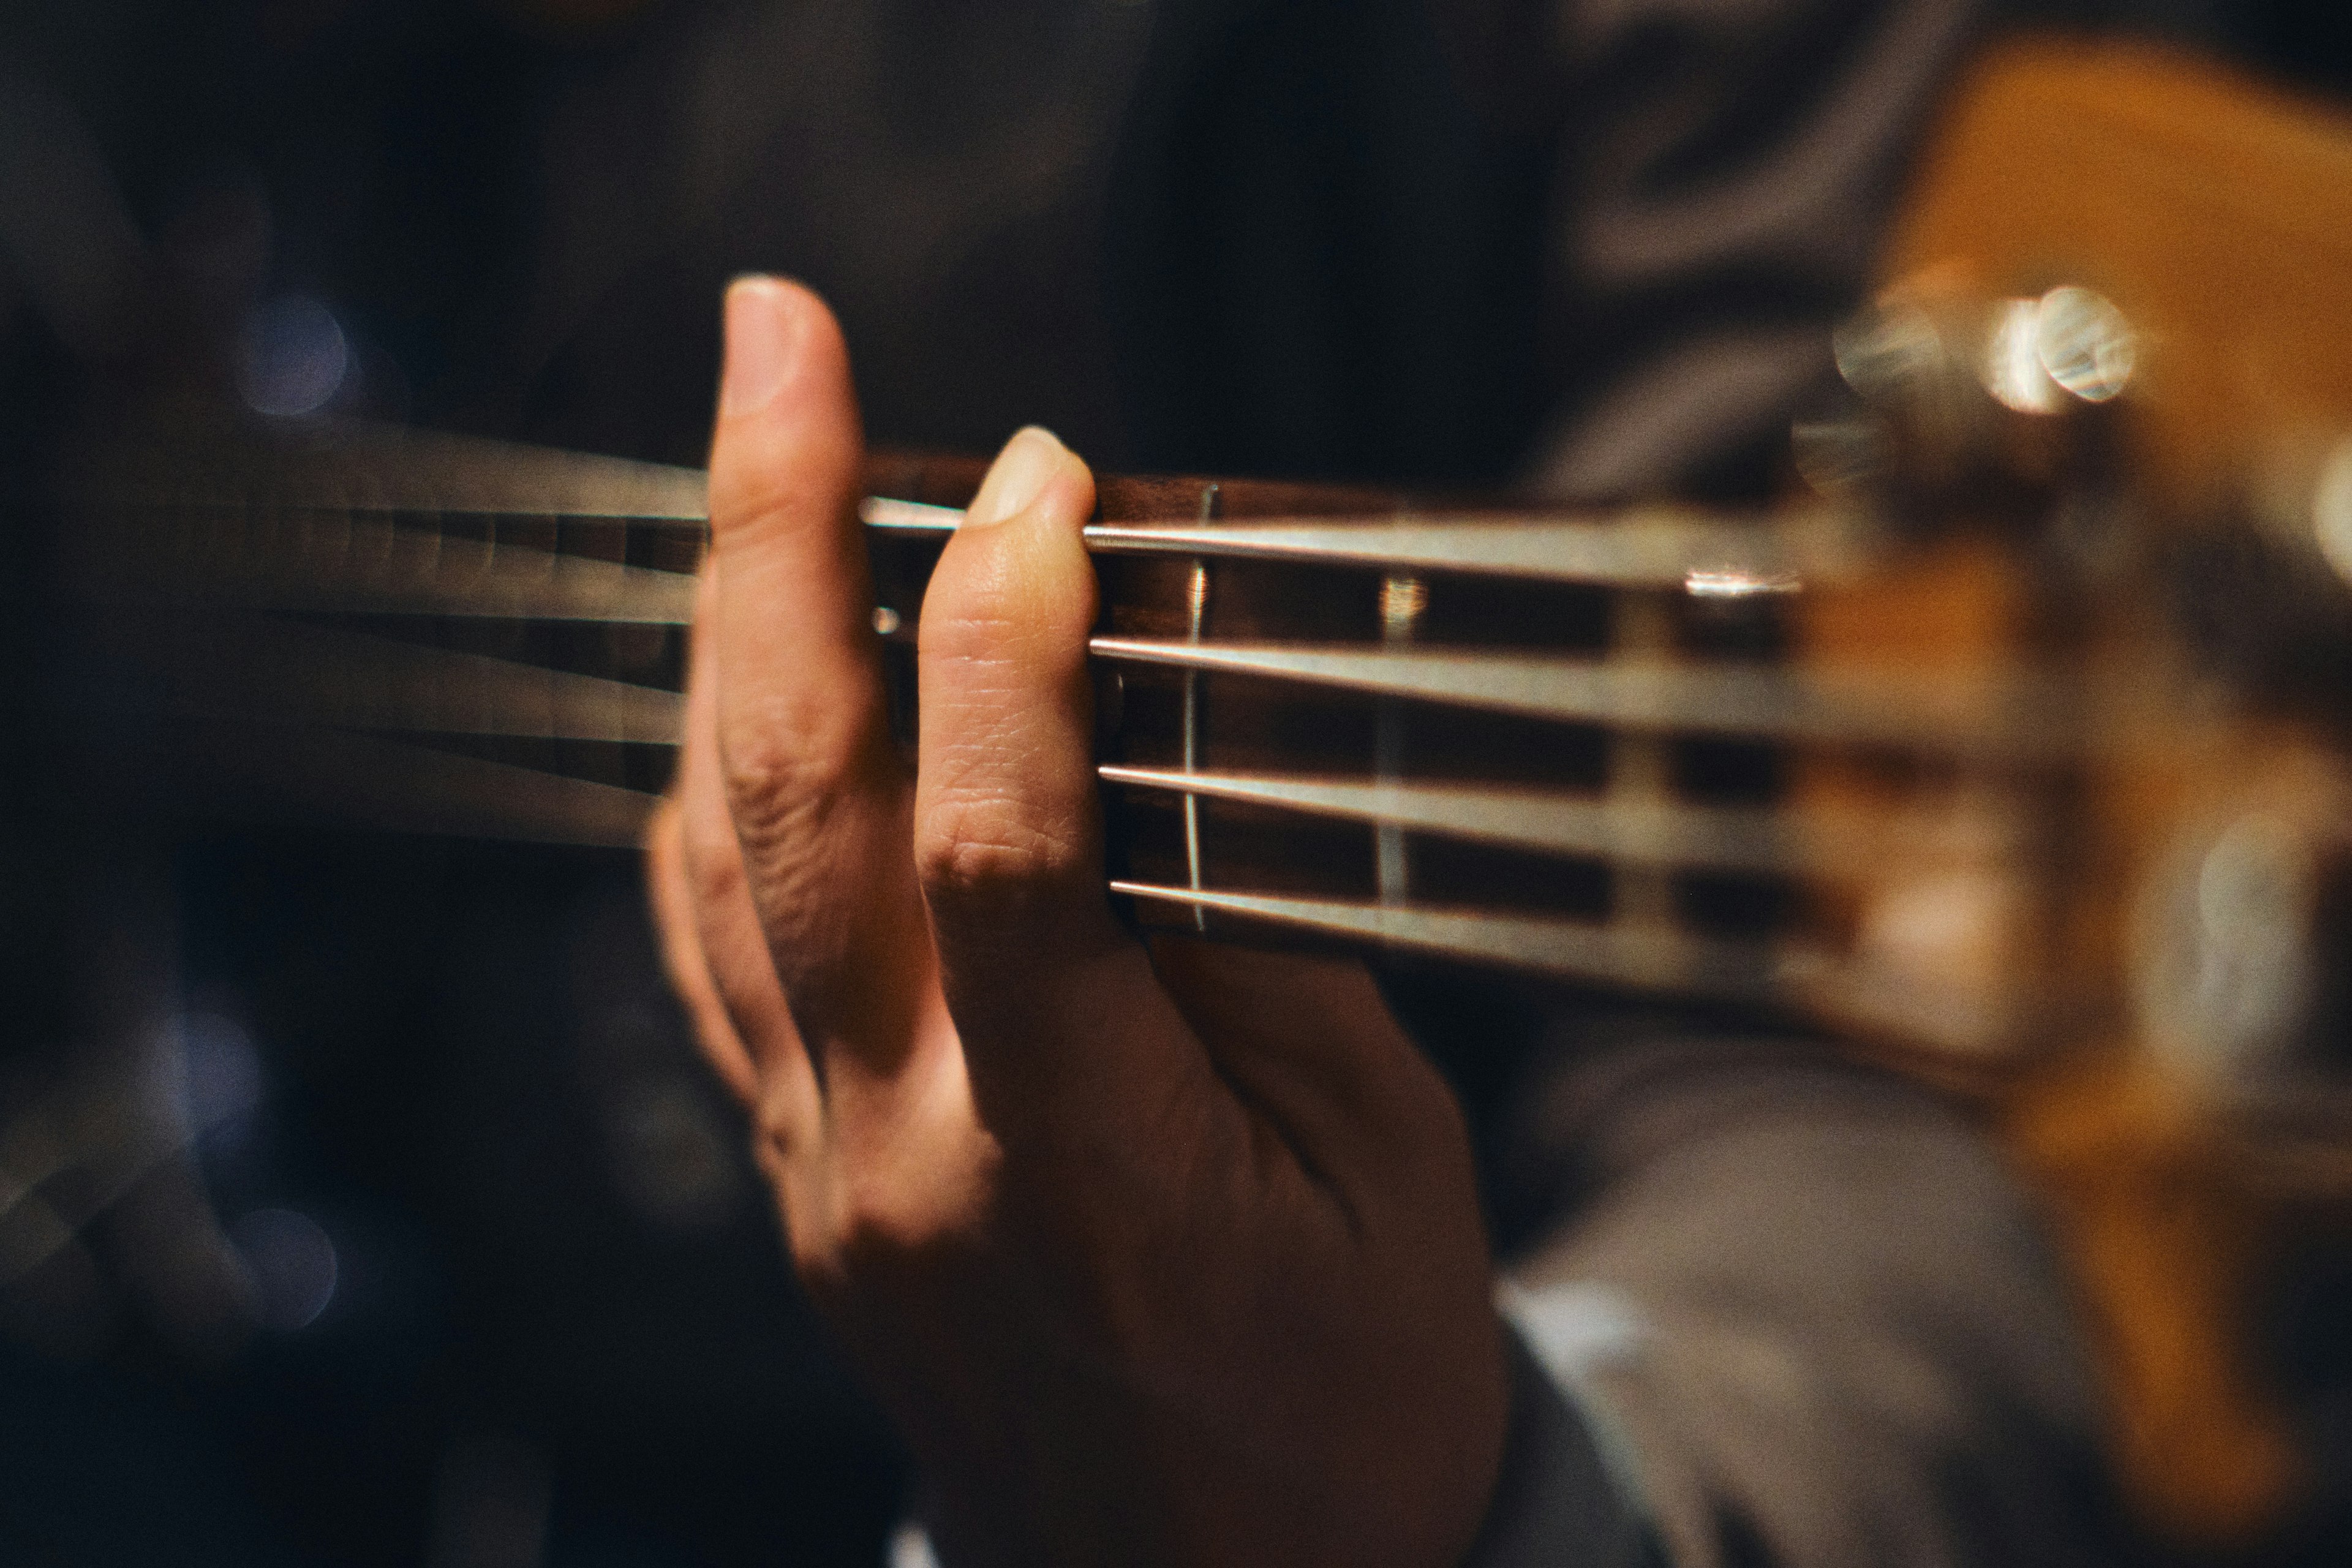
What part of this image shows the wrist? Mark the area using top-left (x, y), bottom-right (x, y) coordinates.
top-left (1457, 1317), bottom-right (1651, 1568)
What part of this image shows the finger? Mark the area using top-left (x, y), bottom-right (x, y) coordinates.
top-left (913, 428), bottom-right (1216, 1145)
top-left (645, 793), bottom-right (758, 1104)
top-left (707, 277), bottom-right (933, 1061)
top-left (1148, 938), bottom-right (1469, 1186)
top-left (674, 560), bottom-right (823, 1156)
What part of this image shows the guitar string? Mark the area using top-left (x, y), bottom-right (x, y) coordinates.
top-left (94, 491), bottom-right (2116, 766)
top-left (87, 490), bottom-right (2087, 870)
top-left (102, 491), bottom-right (1855, 596)
top-left (83, 478), bottom-right (2069, 1044)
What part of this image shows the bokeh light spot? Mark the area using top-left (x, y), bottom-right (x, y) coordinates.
top-left (232, 1207), bottom-right (339, 1330)
top-left (239, 293), bottom-right (349, 417)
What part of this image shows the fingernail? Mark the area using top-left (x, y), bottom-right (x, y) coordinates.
top-left (966, 426), bottom-right (1067, 527)
top-left (720, 276), bottom-right (804, 417)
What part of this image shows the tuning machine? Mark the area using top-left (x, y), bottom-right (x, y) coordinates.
top-left (1801, 281), bottom-right (2140, 552)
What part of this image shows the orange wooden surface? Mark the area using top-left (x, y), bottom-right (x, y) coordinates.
top-left (1886, 35), bottom-right (2352, 1540)
top-left (1887, 34), bottom-right (2352, 500)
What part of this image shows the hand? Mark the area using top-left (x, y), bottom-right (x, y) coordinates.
top-left (645, 277), bottom-right (1507, 1567)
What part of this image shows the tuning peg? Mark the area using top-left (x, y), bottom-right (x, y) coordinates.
top-left (1810, 284), bottom-right (2139, 537)
top-left (2026, 286), bottom-right (2139, 406)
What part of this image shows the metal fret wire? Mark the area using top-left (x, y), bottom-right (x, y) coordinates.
top-left (1182, 559), bottom-right (1210, 931)
top-left (1180, 483), bottom-right (1220, 932)
top-left (1374, 574), bottom-right (1423, 905)
top-left (1608, 590), bottom-right (1678, 929)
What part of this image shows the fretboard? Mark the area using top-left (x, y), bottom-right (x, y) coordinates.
top-left (62, 423), bottom-right (2209, 1074)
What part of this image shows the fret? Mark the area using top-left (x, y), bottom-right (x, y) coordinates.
top-left (1179, 483), bottom-right (1221, 932)
top-left (1374, 573), bottom-right (1423, 905)
top-left (1608, 592), bottom-right (1679, 928)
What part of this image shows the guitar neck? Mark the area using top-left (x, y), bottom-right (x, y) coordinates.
top-left (67, 426), bottom-right (2163, 1074)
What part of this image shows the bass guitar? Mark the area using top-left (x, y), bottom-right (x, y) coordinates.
top-left (57, 32), bottom-right (2352, 1548)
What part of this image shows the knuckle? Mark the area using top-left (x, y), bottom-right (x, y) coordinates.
top-left (790, 1140), bottom-right (999, 1299)
top-left (831, 1194), bottom-right (922, 1277)
top-left (824, 1175), bottom-right (967, 1292)
top-left (915, 791), bottom-right (1088, 913)
top-left (720, 716), bottom-right (845, 812)
top-left (718, 704), bottom-right (874, 853)
top-left (713, 486), bottom-right (815, 559)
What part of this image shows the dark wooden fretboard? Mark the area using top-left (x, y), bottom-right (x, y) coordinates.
top-left (66, 423), bottom-right (2176, 1075)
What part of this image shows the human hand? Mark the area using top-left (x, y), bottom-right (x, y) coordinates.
top-left (645, 277), bottom-right (1507, 1567)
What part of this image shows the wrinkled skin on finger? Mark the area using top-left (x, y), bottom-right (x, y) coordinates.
top-left (644, 277), bottom-right (1507, 1568)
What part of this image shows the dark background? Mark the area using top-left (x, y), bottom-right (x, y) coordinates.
top-left (2, 3), bottom-right (2349, 1565)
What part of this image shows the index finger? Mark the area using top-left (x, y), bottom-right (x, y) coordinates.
top-left (706, 277), bottom-right (932, 1061)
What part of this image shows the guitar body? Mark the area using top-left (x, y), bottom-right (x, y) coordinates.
top-left (1884, 35), bottom-right (2352, 1540)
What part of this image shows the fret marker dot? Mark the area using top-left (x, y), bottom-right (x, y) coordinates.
top-left (872, 606), bottom-right (902, 636)
top-left (1380, 575), bottom-right (1427, 632)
